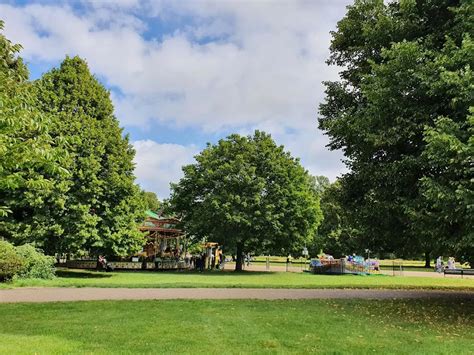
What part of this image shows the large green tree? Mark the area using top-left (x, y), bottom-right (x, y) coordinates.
top-left (0, 21), bottom-right (69, 248)
top-left (169, 131), bottom-right (322, 271)
top-left (319, 0), bottom-right (473, 265)
top-left (142, 191), bottom-right (161, 213)
top-left (35, 56), bottom-right (145, 257)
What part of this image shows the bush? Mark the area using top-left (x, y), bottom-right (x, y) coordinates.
top-left (0, 240), bottom-right (55, 281)
top-left (15, 244), bottom-right (56, 279)
top-left (0, 240), bottom-right (24, 281)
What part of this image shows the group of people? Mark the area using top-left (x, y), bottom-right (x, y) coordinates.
top-left (435, 256), bottom-right (456, 272)
top-left (189, 251), bottom-right (225, 272)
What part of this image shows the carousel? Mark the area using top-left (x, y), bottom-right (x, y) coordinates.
top-left (139, 210), bottom-right (190, 270)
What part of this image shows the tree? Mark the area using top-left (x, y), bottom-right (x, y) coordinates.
top-left (169, 131), bottom-right (322, 271)
top-left (420, 110), bottom-right (474, 266)
top-left (312, 181), bottom-right (360, 258)
top-left (309, 175), bottom-right (330, 196)
top-left (35, 56), bottom-right (145, 257)
top-left (0, 21), bottom-right (69, 249)
top-left (143, 191), bottom-right (161, 213)
top-left (318, 0), bottom-right (473, 264)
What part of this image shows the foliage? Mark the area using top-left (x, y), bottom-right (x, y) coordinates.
top-left (34, 56), bottom-right (146, 257)
top-left (0, 23), bottom-right (146, 258)
top-left (14, 244), bottom-right (55, 279)
top-left (169, 131), bottom-right (322, 270)
top-left (142, 191), bottom-right (161, 213)
top-left (0, 240), bottom-right (24, 281)
top-left (318, 0), bottom-right (473, 263)
top-left (0, 240), bottom-right (55, 281)
top-left (308, 175), bottom-right (330, 196)
top-left (420, 110), bottom-right (474, 265)
top-left (313, 181), bottom-right (360, 257)
top-left (186, 241), bottom-right (204, 254)
top-left (0, 21), bottom-right (69, 250)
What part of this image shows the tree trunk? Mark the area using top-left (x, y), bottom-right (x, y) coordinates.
top-left (235, 242), bottom-right (243, 272)
top-left (424, 251), bottom-right (431, 268)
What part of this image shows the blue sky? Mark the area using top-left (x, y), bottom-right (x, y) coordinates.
top-left (1, 0), bottom-right (351, 198)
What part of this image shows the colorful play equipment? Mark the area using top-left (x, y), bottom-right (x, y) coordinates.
top-left (309, 254), bottom-right (380, 275)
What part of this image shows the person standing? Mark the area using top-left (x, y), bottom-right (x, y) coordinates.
top-left (435, 256), bottom-right (443, 272)
top-left (200, 253), bottom-right (206, 272)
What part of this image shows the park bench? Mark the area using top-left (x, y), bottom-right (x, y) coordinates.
top-left (444, 268), bottom-right (474, 278)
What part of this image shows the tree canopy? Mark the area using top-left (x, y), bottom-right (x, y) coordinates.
top-left (312, 181), bottom-right (360, 258)
top-left (169, 131), bottom-right (322, 271)
top-left (309, 175), bottom-right (331, 197)
top-left (0, 20), bottom-right (145, 259)
top-left (34, 56), bottom-right (146, 257)
top-left (142, 191), bottom-right (161, 213)
top-left (319, 0), bottom-right (473, 264)
top-left (0, 20), bottom-right (69, 249)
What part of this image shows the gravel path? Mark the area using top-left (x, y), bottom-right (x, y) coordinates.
top-left (0, 288), bottom-right (472, 303)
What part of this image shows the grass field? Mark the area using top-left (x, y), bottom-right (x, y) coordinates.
top-left (3, 268), bottom-right (473, 290)
top-left (0, 298), bottom-right (472, 354)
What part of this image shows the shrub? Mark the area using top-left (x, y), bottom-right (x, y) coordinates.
top-left (15, 244), bottom-right (56, 279)
top-left (0, 240), bottom-right (24, 281)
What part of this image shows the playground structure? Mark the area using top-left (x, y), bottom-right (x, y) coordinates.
top-left (309, 255), bottom-right (380, 275)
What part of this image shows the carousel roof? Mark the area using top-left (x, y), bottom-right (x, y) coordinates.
top-left (146, 210), bottom-right (160, 219)
top-left (140, 210), bottom-right (183, 235)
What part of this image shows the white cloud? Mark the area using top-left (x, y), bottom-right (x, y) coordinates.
top-left (0, 0), bottom-right (351, 196)
top-left (133, 140), bottom-right (198, 199)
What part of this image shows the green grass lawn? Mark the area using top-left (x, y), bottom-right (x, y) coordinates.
top-left (3, 268), bottom-right (473, 290)
top-left (0, 298), bottom-right (472, 354)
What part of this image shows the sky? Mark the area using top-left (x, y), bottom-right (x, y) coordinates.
top-left (1, 0), bottom-right (352, 199)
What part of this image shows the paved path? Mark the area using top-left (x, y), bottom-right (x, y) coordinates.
top-left (0, 287), bottom-right (472, 303)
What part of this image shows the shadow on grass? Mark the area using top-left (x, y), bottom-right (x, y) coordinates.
top-left (56, 268), bottom-right (279, 279)
top-left (180, 270), bottom-right (280, 276)
top-left (121, 270), bottom-right (281, 277)
top-left (56, 270), bottom-right (113, 279)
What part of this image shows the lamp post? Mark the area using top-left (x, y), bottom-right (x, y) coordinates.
top-left (365, 249), bottom-right (371, 273)
top-left (302, 247), bottom-right (309, 271)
